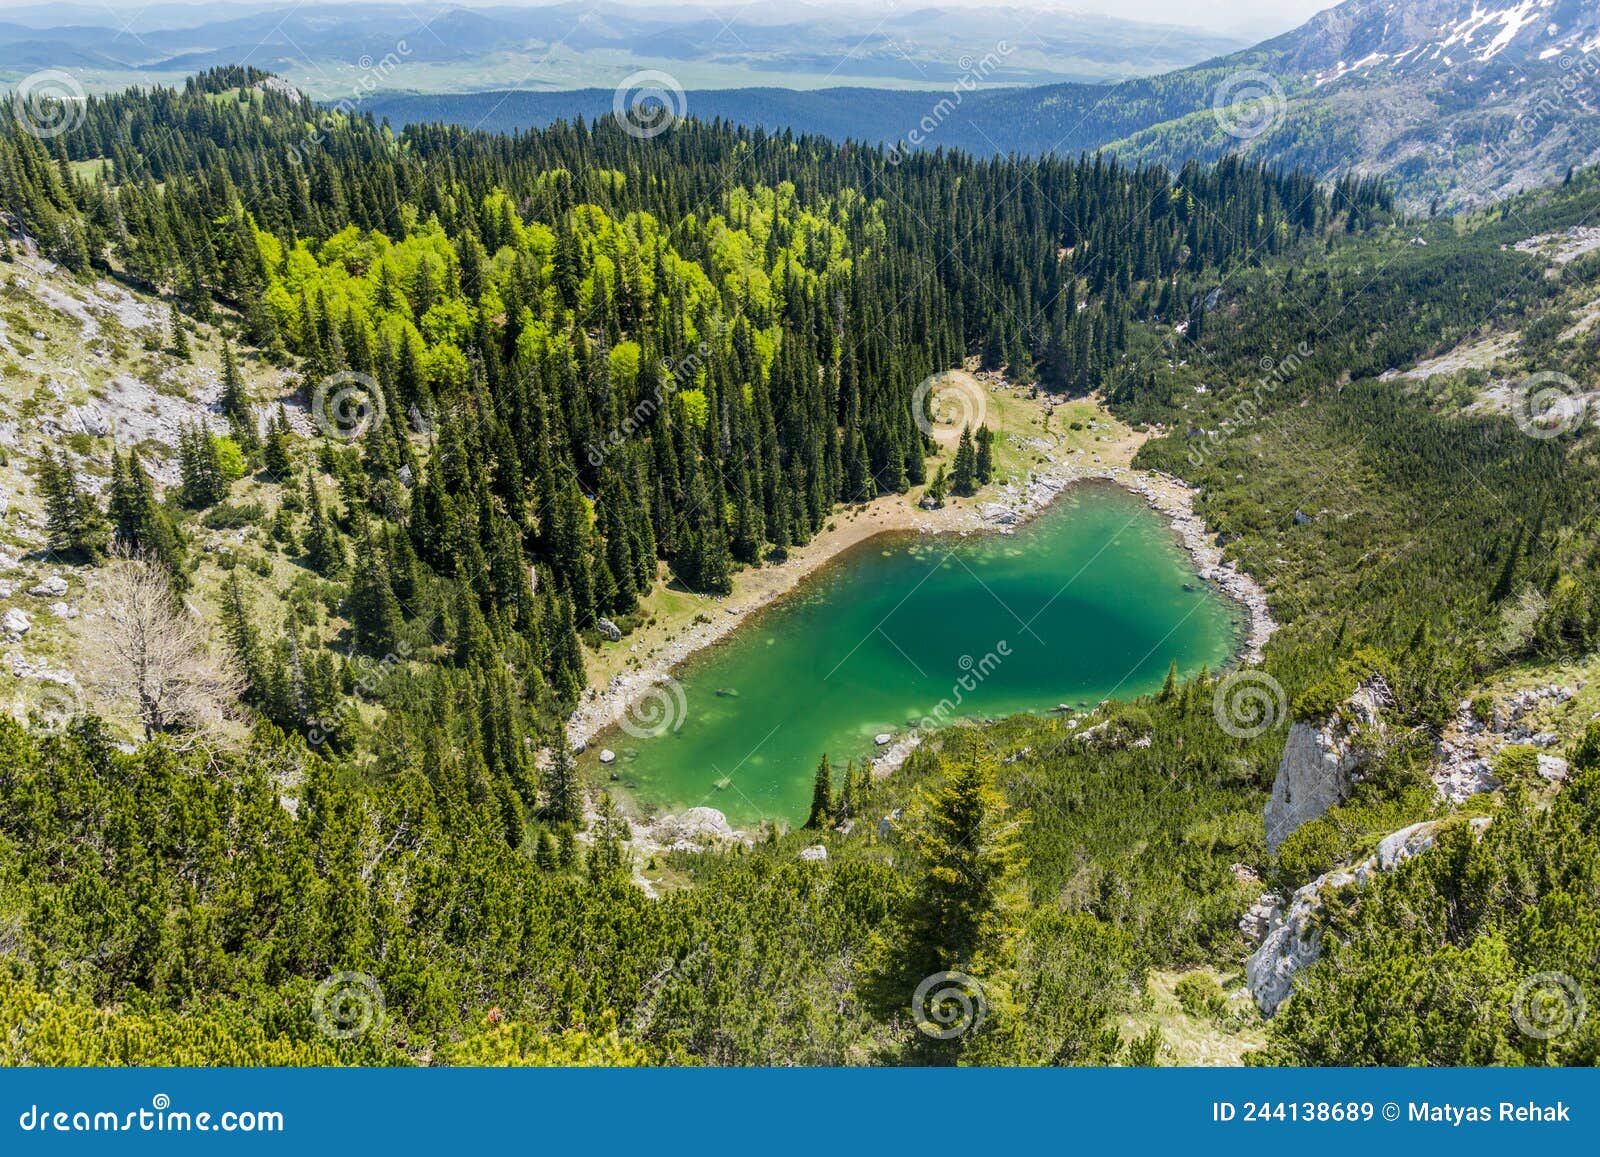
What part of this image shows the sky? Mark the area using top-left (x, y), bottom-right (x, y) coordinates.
top-left (0, 0), bottom-right (1341, 40)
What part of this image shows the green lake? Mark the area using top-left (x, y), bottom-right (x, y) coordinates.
top-left (594, 482), bottom-right (1239, 826)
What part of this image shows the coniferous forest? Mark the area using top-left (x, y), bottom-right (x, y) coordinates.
top-left (2, 60), bottom-right (1599, 1069)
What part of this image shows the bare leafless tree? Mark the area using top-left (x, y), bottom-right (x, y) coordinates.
top-left (99, 550), bottom-right (243, 742)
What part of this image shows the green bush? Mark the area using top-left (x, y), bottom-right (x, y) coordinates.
top-left (1174, 972), bottom-right (1226, 1021)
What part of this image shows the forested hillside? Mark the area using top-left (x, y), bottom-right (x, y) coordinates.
top-left (373, 0), bottom-right (1600, 210)
top-left (2, 61), bottom-right (1599, 1067)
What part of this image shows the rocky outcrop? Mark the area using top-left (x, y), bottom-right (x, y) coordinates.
top-left (1245, 817), bottom-right (1491, 1016)
top-left (1264, 678), bottom-right (1390, 853)
top-left (630, 807), bottom-right (749, 854)
top-left (1432, 683), bottom-right (1580, 802)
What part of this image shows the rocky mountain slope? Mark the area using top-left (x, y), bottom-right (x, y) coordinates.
top-left (370, 0), bottom-right (1600, 209)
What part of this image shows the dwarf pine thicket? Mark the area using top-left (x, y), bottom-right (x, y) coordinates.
top-left (1, 65), bottom-right (1599, 1066)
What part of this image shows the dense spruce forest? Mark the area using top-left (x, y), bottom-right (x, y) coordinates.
top-left (2, 65), bottom-right (1599, 1067)
top-left (0, 67), bottom-right (1382, 759)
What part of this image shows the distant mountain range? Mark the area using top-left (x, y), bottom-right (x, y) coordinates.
top-left (368, 0), bottom-right (1600, 208)
top-left (0, 3), bottom-right (1245, 93)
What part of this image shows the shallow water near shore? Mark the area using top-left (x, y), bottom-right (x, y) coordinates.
top-left (595, 483), bottom-right (1239, 826)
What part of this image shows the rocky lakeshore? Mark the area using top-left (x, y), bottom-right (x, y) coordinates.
top-left (567, 459), bottom-right (1278, 755)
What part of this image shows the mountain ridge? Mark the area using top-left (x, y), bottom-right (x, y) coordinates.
top-left (366, 0), bottom-right (1600, 207)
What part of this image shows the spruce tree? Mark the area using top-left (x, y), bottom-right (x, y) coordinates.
top-left (806, 754), bottom-right (835, 829)
top-left (263, 405), bottom-right (295, 476)
top-left (587, 792), bottom-right (628, 884)
top-left (168, 300), bottom-right (190, 360)
top-left (1158, 659), bottom-right (1179, 703)
top-left (542, 738), bottom-right (584, 827)
top-left (108, 449), bottom-right (186, 586)
top-left (974, 424), bottom-right (995, 485)
top-left (348, 526), bottom-right (403, 652)
top-left (219, 340), bottom-right (257, 448)
top-left (951, 425), bottom-right (978, 496)
top-left (904, 756), bottom-right (1024, 974)
top-left (38, 450), bottom-right (108, 561)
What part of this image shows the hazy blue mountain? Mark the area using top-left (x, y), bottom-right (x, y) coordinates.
top-left (0, 3), bottom-right (1244, 92)
top-left (368, 0), bottom-right (1600, 208)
